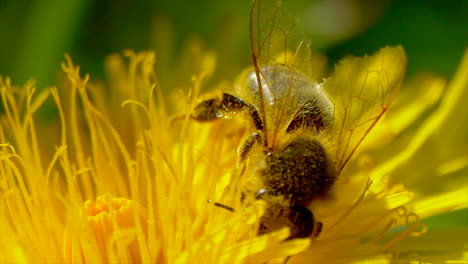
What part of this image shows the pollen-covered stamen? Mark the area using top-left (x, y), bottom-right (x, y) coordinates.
top-left (63, 194), bottom-right (148, 263)
top-left (381, 208), bottom-right (427, 251)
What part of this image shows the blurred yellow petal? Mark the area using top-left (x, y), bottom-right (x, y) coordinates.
top-left (220, 229), bottom-right (310, 264)
top-left (370, 48), bottom-right (468, 193)
top-left (412, 187), bottom-right (468, 219)
top-left (366, 73), bottom-right (446, 146)
top-left (398, 229), bottom-right (468, 263)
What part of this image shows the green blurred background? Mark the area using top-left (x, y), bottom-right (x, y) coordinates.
top-left (0, 0), bottom-right (466, 227)
top-left (1, 0), bottom-right (466, 87)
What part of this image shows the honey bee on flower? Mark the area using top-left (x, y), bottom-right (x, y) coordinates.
top-left (186, 0), bottom-right (407, 240)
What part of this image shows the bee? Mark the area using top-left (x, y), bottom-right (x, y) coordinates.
top-left (188, 0), bottom-right (406, 240)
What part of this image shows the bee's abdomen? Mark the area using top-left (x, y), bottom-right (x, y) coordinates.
top-left (264, 137), bottom-right (335, 206)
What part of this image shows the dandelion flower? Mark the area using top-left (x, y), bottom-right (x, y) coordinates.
top-left (0, 32), bottom-right (467, 264)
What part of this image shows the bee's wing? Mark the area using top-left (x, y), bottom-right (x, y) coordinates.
top-left (250, 0), bottom-right (310, 74)
top-left (325, 46), bottom-right (407, 173)
top-left (250, 0), bottom-right (313, 143)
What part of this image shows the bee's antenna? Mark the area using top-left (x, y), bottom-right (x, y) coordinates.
top-left (207, 200), bottom-right (235, 212)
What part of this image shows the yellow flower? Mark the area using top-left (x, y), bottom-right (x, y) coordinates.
top-left (1, 44), bottom-right (467, 264)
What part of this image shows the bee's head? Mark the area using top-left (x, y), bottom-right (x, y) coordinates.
top-left (255, 189), bottom-right (315, 239)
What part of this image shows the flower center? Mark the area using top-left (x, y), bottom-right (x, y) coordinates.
top-left (63, 194), bottom-right (148, 263)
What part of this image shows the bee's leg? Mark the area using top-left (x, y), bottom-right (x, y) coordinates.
top-left (191, 93), bottom-right (264, 131)
top-left (238, 132), bottom-right (262, 163)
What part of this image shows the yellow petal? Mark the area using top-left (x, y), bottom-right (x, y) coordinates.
top-left (221, 228), bottom-right (310, 264)
top-left (412, 187), bottom-right (468, 219)
top-left (366, 73), bottom-right (446, 147)
top-left (370, 48), bottom-right (468, 192)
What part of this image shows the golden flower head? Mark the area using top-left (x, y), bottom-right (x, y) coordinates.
top-left (0, 45), bottom-right (467, 263)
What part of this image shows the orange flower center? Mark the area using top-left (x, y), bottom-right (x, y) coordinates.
top-left (63, 194), bottom-right (148, 263)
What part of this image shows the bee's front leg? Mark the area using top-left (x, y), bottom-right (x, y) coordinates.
top-left (190, 93), bottom-right (264, 131)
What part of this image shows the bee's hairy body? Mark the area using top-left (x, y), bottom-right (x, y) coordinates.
top-left (191, 66), bottom-right (336, 239)
top-left (262, 136), bottom-right (335, 206)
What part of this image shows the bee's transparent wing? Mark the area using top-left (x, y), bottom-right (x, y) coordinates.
top-left (250, 0), bottom-right (313, 143)
top-left (250, 0), bottom-right (310, 74)
top-left (325, 46), bottom-right (407, 173)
